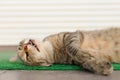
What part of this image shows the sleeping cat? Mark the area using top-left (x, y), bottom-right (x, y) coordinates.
top-left (10, 28), bottom-right (120, 75)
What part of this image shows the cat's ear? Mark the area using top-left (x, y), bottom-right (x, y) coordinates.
top-left (9, 53), bottom-right (19, 62)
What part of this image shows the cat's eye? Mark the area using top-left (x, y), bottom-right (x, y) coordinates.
top-left (18, 46), bottom-right (22, 50)
top-left (33, 43), bottom-right (35, 46)
top-left (29, 39), bottom-right (40, 52)
top-left (30, 41), bottom-right (35, 47)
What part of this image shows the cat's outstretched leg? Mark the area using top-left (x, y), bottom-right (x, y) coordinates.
top-left (63, 31), bottom-right (113, 75)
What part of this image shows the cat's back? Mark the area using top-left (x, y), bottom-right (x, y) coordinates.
top-left (81, 28), bottom-right (120, 50)
top-left (99, 28), bottom-right (120, 40)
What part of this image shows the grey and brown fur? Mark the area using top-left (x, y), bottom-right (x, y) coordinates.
top-left (10, 28), bottom-right (120, 75)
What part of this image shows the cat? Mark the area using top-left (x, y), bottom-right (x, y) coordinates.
top-left (10, 28), bottom-right (120, 75)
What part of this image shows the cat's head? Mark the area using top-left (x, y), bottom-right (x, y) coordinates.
top-left (10, 39), bottom-right (53, 66)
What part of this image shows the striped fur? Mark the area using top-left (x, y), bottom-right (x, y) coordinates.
top-left (10, 28), bottom-right (120, 75)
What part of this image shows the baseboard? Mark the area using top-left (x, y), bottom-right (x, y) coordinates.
top-left (0, 45), bottom-right (17, 51)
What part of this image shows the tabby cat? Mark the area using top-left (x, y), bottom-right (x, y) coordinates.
top-left (10, 28), bottom-right (120, 75)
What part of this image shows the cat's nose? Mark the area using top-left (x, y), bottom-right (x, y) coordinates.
top-left (23, 44), bottom-right (28, 51)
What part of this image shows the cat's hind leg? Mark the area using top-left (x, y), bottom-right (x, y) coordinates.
top-left (67, 48), bottom-right (113, 75)
top-left (63, 31), bottom-right (113, 75)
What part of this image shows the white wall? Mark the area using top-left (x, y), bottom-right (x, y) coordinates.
top-left (0, 0), bottom-right (120, 45)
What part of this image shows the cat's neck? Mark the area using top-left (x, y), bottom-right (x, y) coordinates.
top-left (42, 41), bottom-right (54, 63)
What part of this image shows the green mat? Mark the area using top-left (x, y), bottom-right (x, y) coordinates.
top-left (0, 51), bottom-right (120, 70)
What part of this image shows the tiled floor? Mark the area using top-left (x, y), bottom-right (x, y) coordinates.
top-left (0, 70), bottom-right (120, 80)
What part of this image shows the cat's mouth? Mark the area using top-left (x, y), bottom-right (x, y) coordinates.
top-left (24, 39), bottom-right (40, 52)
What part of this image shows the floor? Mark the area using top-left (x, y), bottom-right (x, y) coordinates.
top-left (0, 46), bottom-right (120, 80)
top-left (0, 70), bottom-right (120, 80)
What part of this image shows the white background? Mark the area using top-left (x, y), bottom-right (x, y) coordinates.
top-left (0, 0), bottom-right (120, 45)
